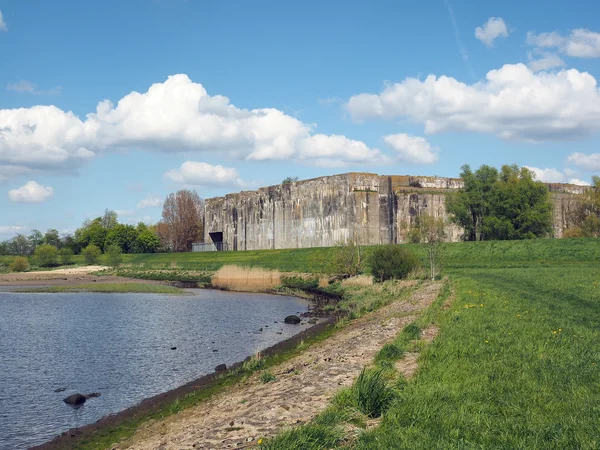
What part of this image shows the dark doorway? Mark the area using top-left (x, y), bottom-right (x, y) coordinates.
top-left (209, 232), bottom-right (223, 244)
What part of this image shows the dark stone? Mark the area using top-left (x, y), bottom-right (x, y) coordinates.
top-left (170, 347), bottom-right (177, 350)
top-left (212, 349), bottom-right (218, 352)
top-left (54, 387), bottom-right (67, 393)
top-left (258, 328), bottom-right (263, 332)
top-left (63, 394), bottom-right (86, 406)
top-left (215, 364), bottom-right (227, 372)
top-left (85, 392), bottom-right (101, 399)
top-left (284, 315), bottom-right (301, 325)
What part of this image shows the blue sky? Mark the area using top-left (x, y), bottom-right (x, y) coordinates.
top-left (1, 0), bottom-right (599, 238)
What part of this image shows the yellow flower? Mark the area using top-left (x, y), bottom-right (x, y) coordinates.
top-left (480, 304), bottom-right (483, 307)
top-left (258, 438), bottom-right (263, 444)
top-left (485, 340), bottom-right (489, 343)
top-left (553, 331), bottom-right (557, 334)
top-left (559, 328), bottom-right (562, 332)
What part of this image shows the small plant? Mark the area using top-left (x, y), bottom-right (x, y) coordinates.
top-left (105, 244), bottom-right (123, 269)
top-left (10, 256), bottom-right (29, 272)
top-left (369, 245), bottom-right (420, 282)
top-left (353, 368), bottom-right (394, 418)
top-left (82, 244), bottom-right (101, 265)
top-left (260, 371), bottom-right (277, 383)
top-left (401, 322), bottom-right (421, 341)
top-left (376, 343), bottom-right (404, 363)
top-left (58, 247), bottom-right (74, 265)
top-left (34, 244), bottom-right (59, 267)
top-left (259, 423), bottom-right (343, 449)
top-left (169, 398), bottom-right (182, 414)
top-left (242, 354), bottom-right (264, 373)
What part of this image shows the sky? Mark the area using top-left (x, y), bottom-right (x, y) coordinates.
top-left (1, 0), bottom-right (599, 239)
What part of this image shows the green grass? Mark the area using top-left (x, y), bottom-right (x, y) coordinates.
top-left (19, 283), bottom-right (183, 294)
top-left (355, 264), bottom-right (600, 449)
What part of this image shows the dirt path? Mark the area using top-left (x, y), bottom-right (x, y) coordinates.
top-left (118, 282), bottom-right (442, 450)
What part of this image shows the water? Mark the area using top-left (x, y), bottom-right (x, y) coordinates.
top-left (0, 289), bottom-right (311, 449)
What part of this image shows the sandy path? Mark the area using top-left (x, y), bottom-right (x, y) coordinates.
top-left (118, 281), bottom-right (442, 450)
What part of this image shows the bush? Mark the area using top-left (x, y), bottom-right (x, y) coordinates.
top-left (281, 276), bottom-right (319, 290)
top-left (105, 244), bottom-right (123, 269)
top-left (82, 244), bottom-right (101, 265)
top-left (369, 245), bottom-right (420, 282)
top-left (34, 244), bottom-right (59, 267)
top-left (58, 247), bottom-right (74, 265)
top-left (376, 343), bottom-right (404, 363)
top-left (10, 256), bottom-right (29, 272)
top-left (260, 371), bottom-right (277, 383)
top-left (354, 368), bottom-right (394, 418)
top-left (259, 423), bottom-right (343, 450)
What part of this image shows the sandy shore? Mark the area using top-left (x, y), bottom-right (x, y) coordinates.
top-left (0, 266), bottom-right (164, 287)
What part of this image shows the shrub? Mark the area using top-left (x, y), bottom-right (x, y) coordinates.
top-left (260, 371), bottom-right (277, 383)
top-left (353, 368), bottom-right (394, 418)
top-left (376, 343), bottom-right (404, 363)
top-left (281, 276), bottom-right (319, 290)
top-left (10, 256), bottom-right (29, 272)
top-left (34, 244), bottom-right (59, 267)
top-left (58, 247), bottom-right (74, 265)
top-left (369, 245), bottom-right (420, 282)
top-left (105, 244), bottom-right (123, 269)
top-left (259, 423), bottom-right (343, 450)
top-left (82, 244), bottom-right (101, 265)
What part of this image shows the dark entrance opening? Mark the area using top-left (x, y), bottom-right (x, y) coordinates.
top-left (209, 232), bottom-right (223, 244)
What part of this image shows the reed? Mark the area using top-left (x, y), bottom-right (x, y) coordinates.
top-left (341, 274), bottom-right (373, 287)
top-left (211, 265), bottom-right (282, 292)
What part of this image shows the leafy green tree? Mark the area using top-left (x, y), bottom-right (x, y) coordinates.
top-left (133, 228), bottom-right (161, 253)
top-left (369, 245), bottom-right (420, 282)
top-left (105, 224), bottom-right (138, 253)
top-left (43, 229), bottom-right (61, 248)
top-left (282, 176), bottom-right (299, 184)
top-left (447, 164), bottom-right (553, 241)
top-left (412, 214), bottom-right (447, 280)
top-left (59, 247), bottom-right (74, 265)
top-left (35, 244), bottom-right (59, 267)
top-left (446, 164), bottom-right (498, 241)
top-left (11, 234), bottom-right (31, 256)
top-left (28, 229), bottom-right (44, 251)
top-left (101, 209), bottom-right (118, 229)
top-left (75, 219), bottom-right (108, 251)
top-left (105, 244), bottom-right (123, 269)
top-left (82, 244), bottom-right (101, 265)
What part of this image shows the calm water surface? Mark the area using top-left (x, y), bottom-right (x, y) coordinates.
top-left (0, 289), bottom-right (311, 449)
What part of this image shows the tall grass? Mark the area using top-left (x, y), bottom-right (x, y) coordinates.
top-left (211, 265), bottom-right (281, 292)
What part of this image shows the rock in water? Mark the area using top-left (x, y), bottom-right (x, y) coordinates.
top-left (215, 364), bottom-right (227, 372)
top-left (63, 394), bottom-right (86, 406)
top-left (85, 392), bottom-right (101, 399)
top-left (284, 315), bottom-right (301, 325)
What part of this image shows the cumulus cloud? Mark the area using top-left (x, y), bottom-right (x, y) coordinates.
top-left (527, 51), bottom-right (566, 72)
top-left (0, 11), bottom-right (7, 32)
top-left (347, 63), bottom-right (600, 142)
top-left (8, 181), bottom-right (54, 203)
top-left (164, 161), bottom-right (243, 187)
top-left (137, 194), bottom-right (162, 209)
top-left (383, 134), bottom-right (438, 164)
top-left (475, 17), bottom-right (509, 47)
top-left (294, 135), bottom-right (389, 168)
top-left (567, 152), bottom-right (600, 171)
top-left (527, 29), bottom-right (600, 58)
top-left (0, 74), bottom-right (384, 181)
top-left (525, 166), bottom-right (590, 185)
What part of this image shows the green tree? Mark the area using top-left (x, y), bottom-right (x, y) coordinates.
top-left (413, 214), bottom-right (447, 280)
top-left (82, 244), bottom-right (101, 265)
top-left (43, 229), bottom-right (61, 248)
top-left (28, 229), bottom-right (44, 251)
top-left (75, 219), bottom-right (108, 251)
top-left (282, 176), bottom-right (299, 185)
top-left (369, 245), bottom-right (420, 282)
top-left (35, 244), bottom-right (59, 267)
top-left (105, 244), bottom-right (123, 269)
top-left (101, 209), bottom-right (118, 229)
top-left (446, 164), bottom-right (498, 241)
top-left (10, 256), bottom-right (29, 272)
top-left (332, 238), bottom-right (365, 277)
top-left (58, 247), bottom-right (74, 265)
top-left (11, 234), bottom-right (31, 256)
top-left (105, 224), bottom-right (138, 253)
top-left (133, 228), bottom-right (161, 253)
top-left (447, 164), bottom-right (553, 241)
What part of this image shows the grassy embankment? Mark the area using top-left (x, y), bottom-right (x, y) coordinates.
top-left (20, 283), bottom-right (183, 294)
top-left (260, 238), bottom-right (600, 449)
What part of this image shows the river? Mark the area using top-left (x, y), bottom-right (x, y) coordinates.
top-left (0, 289), bottom-right (311, 449)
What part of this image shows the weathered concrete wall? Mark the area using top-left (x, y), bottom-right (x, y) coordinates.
top-left (203, 172), bottom-right (585, 250)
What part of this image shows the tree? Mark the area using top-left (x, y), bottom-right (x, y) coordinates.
top-left (35, 244), bottom-right (59, 267)
top-left (43, 229), bottom-right (61, 248)
top-left (10, 256), bottom-right (29, 272)
top-left (105, 244), bottom-right (123, 269)
top-left (446, 164), bottom-right (497, 241)
top-left (332, 238), bottom-right (365, 277)
top-left (82, 244), bottom-right (101, 265)
top-left (28, 229), bottom-right (44, 251)
top-left (282, 176), bottom-right (299, 184)
top-left (158, 190), bottom-right (204, 252)
top-left (369, 245), bottom-right (420, 282)
top-left (447, 164), bottom-right (553, 241)
top-left (11, 234), bottom-right (31, 256)
top-left (133, 227), bottom-right (161, 253)
top-left (101, 209), bottom-right (118, 229)
top-left (565, 176), bottom-right (600, 237)
top-left (105, 224), bottom-right (138, 253)
top-left (75, 219), bottom-right (108, 252)
top-left (414, 215), bottom-right (447, 280)
top-left (59, 247), bottom-right (74, 265)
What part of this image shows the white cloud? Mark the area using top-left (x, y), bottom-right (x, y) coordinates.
top-left (0, 225), bottom-right (25, 236)
top-left (527, 52), bottom-right (565, 72)
top-left (7, 81), bottom-right (35, 93)
top-left (525, 166), bottom-right (566, 183)
top-left (137, 194), bottom-right (162, 209)
top-left (527, 29), bottom-right (600, 58)
top-left (0, 11), bottom-right (7, 32)
top-left (294, 134), bottom-right (389, 168)
top-left (383, 134), bottom-right (438, 164)
top-left (567, 152), bottom-right (600, 171)
top-left (8, 181), bottom-right (54, 203)
top-left (525, 166), bottom-right (591, 185)
top-left (0, 74), bottom-right (383, 180)
top-left (164, 161), bottom-right (243, 187)
top-left (475, 17), bottom-right (509, 47)
top-left (347, 63), bottom-right (600, 142)
top-left (115, 209), bottom-right (134, 217)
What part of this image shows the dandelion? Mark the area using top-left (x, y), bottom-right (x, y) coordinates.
top-left (480, 304), bottom-right (483, 307)
top-left (485, 340), bottom-right (489, 343)
top-left (553, 331), bottom-right (557, 334)
top-left (559, 328), bottom-right (562, 332)
top-left (258, 438), bottom-right (263, 444)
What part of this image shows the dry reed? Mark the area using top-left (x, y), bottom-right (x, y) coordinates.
top-left (341, 275), bottom-right (374, 287)
top-left (211, 265), bottom-right (282, 292)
